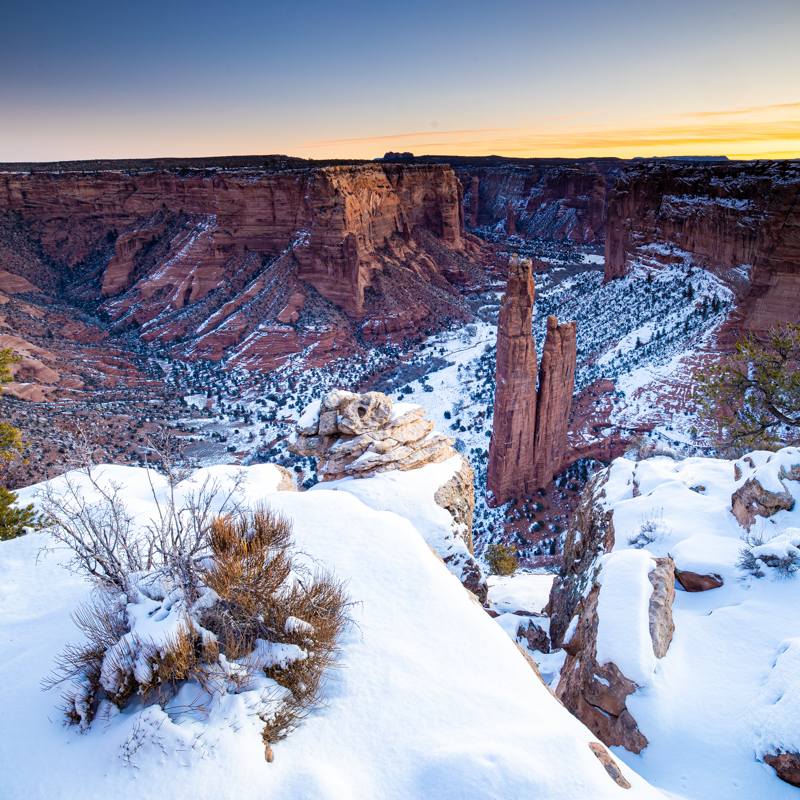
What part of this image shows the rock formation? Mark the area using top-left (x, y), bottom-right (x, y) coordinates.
top-left (505, 202), bottom-right (516, 236)
top-left (603, 161), bottom-right (800, 333)
top-left (288, 390), bottom-right (457, 481)
top-left (588, 742), bottom-right (631, 790)
top-left (674, 569), bottom-right (723, 592)
top-left (466, 176), bottom-right (479, 228)
top-left (555, 556), bottom-right (675, 753)
top-left (730, 452), bottom-right (800, 530)
top-left (532, 316), bottom-right (578, 488)
top-left (0, 163), bottom-right (486, 368)
top-left (288, 388), bottom-right (484, 599)
top-left (763, 752), bottom-right (800, 787)
top-left (548, 470), bottom-right (616, 649)
top-left (487, 258), bottom-right (577, 505)
top-left (486, 256), bottom-right (539, 505)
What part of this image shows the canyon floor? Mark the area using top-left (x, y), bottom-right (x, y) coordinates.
top-left (0, 231), bottom-right (737, 573)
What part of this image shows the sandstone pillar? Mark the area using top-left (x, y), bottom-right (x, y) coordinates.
top-left (486, 255), bottom-right (537, 505)
top-left (506, 202), bottom-right (517, 236)
top-left (532, 316), bottom-right (578, 487)
top-left (468, 176), bottom-right (479, 228)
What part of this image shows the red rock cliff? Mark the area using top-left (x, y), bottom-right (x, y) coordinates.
top-left (0, 164), bottom-right (485, 366)
top-left (456, 163), bottom-right (609, 242)
top-left (604, 162), bottom-right (800, 332)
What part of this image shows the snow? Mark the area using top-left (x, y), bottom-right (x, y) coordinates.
top-left (487, 572), bottom-right (554, 615)
top-left (296, 398), bottom-right (321, 431)
top-left (0, 462), bottom-right (660, 799)
top-left (752, 637), bottom-right (800, 758)
top-left (595, 550), bottom-right (657, 688)
top-left (315, 455), bottom-right (475, 581)
top-left (586, 447), bottom-right (800, 798)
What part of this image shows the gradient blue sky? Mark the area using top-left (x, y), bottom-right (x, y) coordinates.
top-left (1, 0), bottom-right (799, 161)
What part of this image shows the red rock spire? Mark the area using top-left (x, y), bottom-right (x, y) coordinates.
top-left (487, 259), bottom-right (578, 506)
top-left (532, 316), bottom-right (578, 488)
top-left (486, 255), bottom-right (538, 505)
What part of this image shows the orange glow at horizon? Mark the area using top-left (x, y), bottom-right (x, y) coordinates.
top-left (297, 103), bottom-right (800, 160)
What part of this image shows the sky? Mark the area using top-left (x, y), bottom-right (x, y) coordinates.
top-left (1, 0), bottom-right (799, 162)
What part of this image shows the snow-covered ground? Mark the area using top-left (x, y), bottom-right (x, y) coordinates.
top-left (0, 461), bottom-right (660, 800)
top-left (579, 449), bottom-right (800, 798)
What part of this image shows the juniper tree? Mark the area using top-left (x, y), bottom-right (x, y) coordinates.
top-left (696, 324), bottom-right (800, 455)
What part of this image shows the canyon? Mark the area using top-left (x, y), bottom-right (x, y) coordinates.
top-left (603, 160), bottom-right (800, 334)
top-left (0, 154), bottom-right (799, 543)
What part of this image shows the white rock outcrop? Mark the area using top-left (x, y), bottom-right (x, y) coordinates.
top-left (288, 390), bottom-right (457, 481)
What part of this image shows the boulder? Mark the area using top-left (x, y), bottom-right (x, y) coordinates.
top-left (763, 752), bottom-right (800, 787)
top-left (675, 569), bottom-right (723, 592)
top-left (731, 476), bottom-right (795, 531)
top-left (517, 619), bottom-right (550, 654)
top-left (648, 557), bottom-right (675, 658)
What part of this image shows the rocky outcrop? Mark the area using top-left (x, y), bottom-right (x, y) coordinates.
top-left (487, 259), bottom-right (577, 506)
top-left (288, 390), bottom-right (457, 481)
top-left (557, 582), bottom-right (648, 753)
top-left (648, 557), bottom-right (676, 658)
top-left (675, 569), bottom-right (723, 592)
top-left (486, 256), bottom-right (539, 505)
top-left (763, 752), bottom-right (800, 787)
top-left (532, 316), bottom-right (578, 488)
top-left (731, 476), bottom-right (796, 531)
top-left (548, 470), bottom-right (615, 648)
top-left (466, 176), bottom-right (479, 228)
top-left (505, 202), bottom-right (516, 236)
top-left (434, 455), bottom-right (476, 554)
top-left (588, 742), bottom-right (631, 790)
top-left (517, 619), bottom-right (550, 654)
top-left (556, 556), bottom-right (675, 754)
top-left (289, 389), bottom-right (484, 600)
top-left (0, 164), bottom-right (485, 367)
top-left (603, 161), bottom-right (800, 333)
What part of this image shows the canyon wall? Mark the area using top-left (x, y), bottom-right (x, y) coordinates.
top-left (0, 164), bottom-right (485, 366)
top-left (604, 161), bottom-right (800, 332)
top-left (454, 163), bottom-right (613, 242)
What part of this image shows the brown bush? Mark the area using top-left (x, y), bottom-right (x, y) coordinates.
top-left (45, 503), bottom-right (351, 755)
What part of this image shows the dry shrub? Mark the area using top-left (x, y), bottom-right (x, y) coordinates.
top-left (45, 504), bottom-right (351, 753)
top-left (201, 507), bottom-right (351, 744)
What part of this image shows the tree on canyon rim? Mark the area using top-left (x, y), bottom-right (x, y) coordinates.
top-left (0, 347), bottom-right (41, 541)
top-left (696, 324), bottom-right (800, 456)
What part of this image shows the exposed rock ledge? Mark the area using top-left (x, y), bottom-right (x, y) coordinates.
top-left (290, 390), bottom-right (485, 601)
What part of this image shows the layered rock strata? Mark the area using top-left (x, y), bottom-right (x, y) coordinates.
top-left (532, 316), bottom-right (578, 488)
top-left (0, 163), bottom-right (484, 364)
top-left (455, 162), bottom-right (610, 242)
top-left (603, 161), bottom-right (800, 333)
top-left (486, 256), bottom-right (539, 505)
top-left (288, 390), bottom-right (458, 482)
top-left (487, 257), bottom-right (577, 505)
top-left (555, 556), bottom-right (675, 753)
